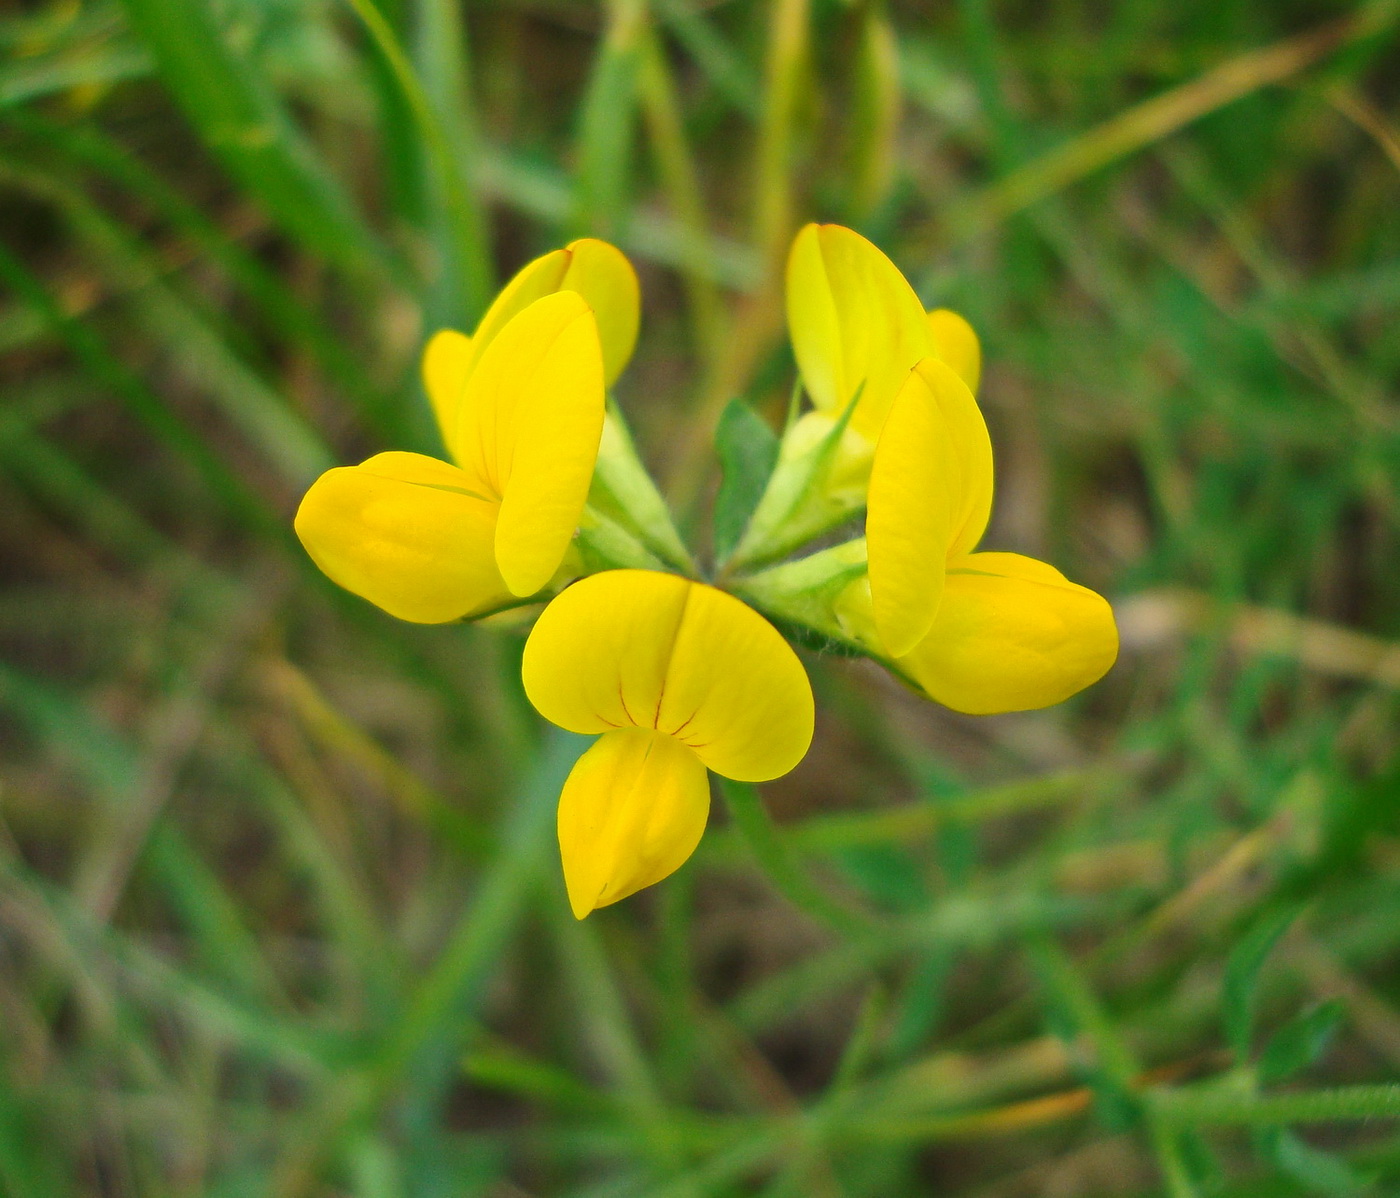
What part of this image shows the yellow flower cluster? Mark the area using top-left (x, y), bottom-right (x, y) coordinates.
top-left (295, 226), bottom-right (1117, 917)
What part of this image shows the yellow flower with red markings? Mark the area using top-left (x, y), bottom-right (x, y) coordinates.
top-left (294, 226), bottom-right (1116, 917)
top-left (522, 570), bottom-right (814, 918)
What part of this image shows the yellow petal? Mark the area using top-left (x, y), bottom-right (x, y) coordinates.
top-left (867, 356), bottom-right (995, 655)
top-left (785, 223), bottom-right (933, 439)
top-left (464, 247), bottom-right (572, 366)
top-left (452, 291), bottom-right (606, 597)
top-left (866, 364), bottom-right (958, 657)
top-left (294, 451), bottom-right (509, 623)
top-left (924, 356), bottom-right (993, 559)
top-left (927, 308), bottom-right (982, 395)
top-left (456, 238), bottom-right (638, 399)
top-left (654, 579), bottom-right (815, 782)
top-left (557, 727), bottom-right (709, 918)
top-left (421, 328), bottom-right (472, 447)
top-left (521, 570), bottom-right (814, 782)
top-left (897, 552), bottom-right (1118, 714)
top-left (557, 239), bottom-right (639, 387)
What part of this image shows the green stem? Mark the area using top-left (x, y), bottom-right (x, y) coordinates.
top-left (339, 0), bottom-right (491, 320)
top-left (1148, 1084), bottom-right (1400, 1128)
top-left (414, 0), bottom-right (494, 324)
top-left (752, 0), bottom-right (811, 261)
top-left (573, 0), bottom-right (647, 238)
top-left (719, 780), bottom-right (872, 937)
top-left (576, 506), bottom-right (668, 574)
top-left (638, 21), bottom-right (725, 365)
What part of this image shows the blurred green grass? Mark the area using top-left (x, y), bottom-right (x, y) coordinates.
top-left (2, 0), bottom-right (1400, 1194)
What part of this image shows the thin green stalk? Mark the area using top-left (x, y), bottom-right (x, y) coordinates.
top-left (0, 829), bottom-right (329, 1077)
top-left (845, 4), bottom-right (901, 221)
top-left (751, 0), bottom-right (810, 263)
top-left (761, 986), bottom-right (884, 1197)
top-left (774, 768), bottom-right (1113, 854)
top-left (940, 2), bottom-right (1400, 245)
top-left (1148, 1115), bottom-right (1203, 1198)
top-left (413, 0), bottom-right (493, 325)
top-left (573, 0), bottom-right (648, 239)
top-left (1149, 1084), bottom-right (1400, 1128)
top-left (0, 158), bottom-right (333, 486)
top-left (0, 110), bottom-right (400, 443)
top-left (548, 905), bottom-right (682, 1169)
top-left (1029, 936), bottom-right (1200, 1197)
top-left (720, 780), bottom-right (876, 937)
top-left (638, 21), bottom-right (724, 364)
top-left (339, 0), bottom-right (491, 320)
top-left (268, 729), bottom-right (586, 1195)
top-left (119, 0), bottom-right (400, 286)
top-left (654, 0), bottom-right (761, 117)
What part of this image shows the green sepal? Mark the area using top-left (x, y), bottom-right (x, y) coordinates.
top-left (575, 504), bottom-right (667, 574)
top-left (727, 385), bottom-right (865, 571)
top-left (588, 404), bottom-right (694, 573)
top-left (713, 399), bottom-right (780, 562)
top-left (734, 540), bottom-right (870, 654)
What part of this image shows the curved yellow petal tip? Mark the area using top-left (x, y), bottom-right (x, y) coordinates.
top-left (439, 239), bottom-right (637, 448)
top-left (294, 451), bottom-right (508, 624)
top-left (559, 728), bottom-right (710, 918)
top-left (522, 570), bottom-right (814, 782)
top-left (927, 308), bottom-right (982, 395)
top-left (561, 238), bottom-right (640, 387)
top-left (422, 329), bottom-right (473, 448)
top-left (899, 553), bottom-right (1119, 714)
top-left (785, 222), bottom-right (932, 438)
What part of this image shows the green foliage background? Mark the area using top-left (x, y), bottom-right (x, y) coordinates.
top-left (2, 0), bottom-right (1400, 1193)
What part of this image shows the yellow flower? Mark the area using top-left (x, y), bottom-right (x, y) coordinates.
top-left (855, 357), bottom-right (1118, 714)
top-left (522, 570), bottom-right (814, 918)
top-left (295, 239), bottom-right (639, 623)
top-left (785, 222), bottom-right (980, 445)
top-left (422, 238), bottom-right (639, 459)
top-left (726, 223), bottom-right (984, 567)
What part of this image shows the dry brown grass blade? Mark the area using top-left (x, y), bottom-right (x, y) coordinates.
top-left (1118, 588), bottom-right (1400, 689)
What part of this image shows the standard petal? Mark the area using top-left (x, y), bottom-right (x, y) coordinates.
top-left (523, 569), bottom-right (689, 734)
top-left (454, 238), bottom-right (638, 399)
top-left (453, 291), bottom-right (606, 597)
top-left (557, 239), bottom-right (640, 387)
top-left (294, 451), bottom-right (509, 623)
top-left (655, 580), bottom-right (814, 782)
top-left (463, 246), bottom-right (573, 369)
top-left (927, 307), bottom-right (982, 395)
top-left (898, 552), bottom-right (1119, 714)
top-left (866, 365), bottom-right (959, 657)
top-left (557, 727), bottom-right (709, 918)
top-left (522, 571), bottom-right (814, 782)
top-left (421, 328), bottom-right (472, 447)
top-left (786, 223), bottom-right (933, 438)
